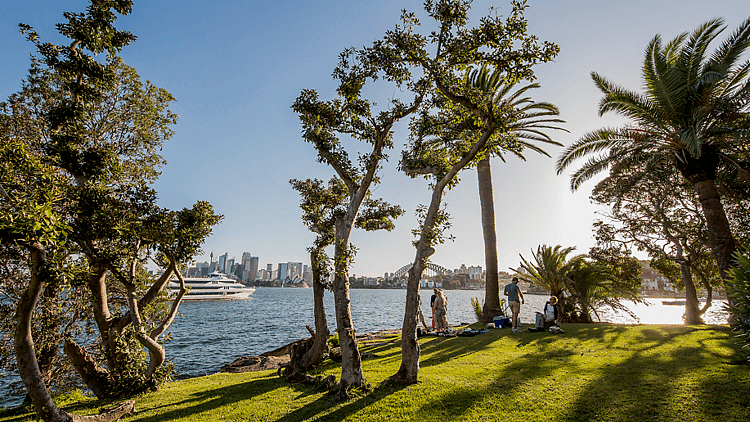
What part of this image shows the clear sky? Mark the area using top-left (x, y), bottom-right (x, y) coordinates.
top-left (2, 1), bottom-right (748, 277)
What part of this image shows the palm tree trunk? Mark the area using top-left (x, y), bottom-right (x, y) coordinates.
top-left (691, 178), bottom-right (737, 282)
top-left (674, 151), bottom-right (737, 284)
top-left (477, 157), bottom-right (502, 322)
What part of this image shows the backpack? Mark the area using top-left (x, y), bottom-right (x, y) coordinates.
top-left (535, 312), bottom-right (545, 330)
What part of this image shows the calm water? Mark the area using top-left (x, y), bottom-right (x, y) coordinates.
top-left (0, 288), bottom-right (730, 407)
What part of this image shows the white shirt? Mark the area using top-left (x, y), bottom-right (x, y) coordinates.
top-left (546, 304), bottom-right (556, 321)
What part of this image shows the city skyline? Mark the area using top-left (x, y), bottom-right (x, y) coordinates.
top-left (2, 1), bottom-right (747, 278)
top-left (188, 250), bottom-right (489, 281)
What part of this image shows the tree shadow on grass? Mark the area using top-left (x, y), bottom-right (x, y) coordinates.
top-left (278, 379), bottom-right (410, 422)
top-left (559, 326), bottom-right (748, 421)
top-left (418, 332), bottom-right (503, 369)
top-left (406, 325), bottom-right (748, 422)
top-left (122, 376), bottom-right (283, 422)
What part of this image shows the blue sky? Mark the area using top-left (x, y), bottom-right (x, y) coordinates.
top-left (2, 1), bottom-right (748, 277)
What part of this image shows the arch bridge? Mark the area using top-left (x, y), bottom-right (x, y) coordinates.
top-left (392, 262), bottom-right (449, 278)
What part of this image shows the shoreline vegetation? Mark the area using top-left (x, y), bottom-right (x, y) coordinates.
top-left (2, 323), bottom-right (748, 422)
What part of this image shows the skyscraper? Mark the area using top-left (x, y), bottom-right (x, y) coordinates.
top-left (278, 262), bottom-right (288, 281)
top-left (226, 257), bottom-right (235, 275)
top-left (241, 252), bottom-right (254, 282)
top-left (289, 262), bottom-right (303, 280)
top-left (218, 252), bottom-right (229, 274)
top-left (246, 256), bottom-right (259, 282)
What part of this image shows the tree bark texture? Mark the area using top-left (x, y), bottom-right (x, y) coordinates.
top-left (392, 175), bottom-right (449, 384)
top-left (394, 120), bottom-right (497, 383)
top-left (64, 339), bottom-right (111, 399)
top-left (673, 150), bottom-right (737, 284)
top-left (691, 178), bottom-right (737, 281)
top-left (124, 284), bottom-right (165, 379)
top-left (680, 262), bottom-right (703, 325)
top-left (331, 220), bottom-right (367, 398)
top-left (477, 157), bottom-right (502, 323)
top-left (390, 256), bottom-right (424, 384)
top-left (301, 260), bottom-right (330, 368)
top-left (14, 246), bottom-right (70, 421)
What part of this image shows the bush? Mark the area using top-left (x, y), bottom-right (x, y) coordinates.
top-left (727, 250), bottom-right (750, 361)
top-left (471, 298), bottom-right (483, 322)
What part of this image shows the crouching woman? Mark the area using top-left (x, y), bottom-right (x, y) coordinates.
top-left (544, 296), bottom-right (561, 329)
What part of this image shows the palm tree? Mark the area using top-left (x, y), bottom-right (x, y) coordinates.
top-left (556, 17), bottom-right (750, 284)
top-left (517, 244), bottom-right (580, 320)
top-left (464, 65), bottom-right (567, 323)
top-left (565, 258), bottom-right (642, 323)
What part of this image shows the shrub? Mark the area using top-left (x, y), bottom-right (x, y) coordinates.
top-left (727, 250), bottom-right (750, 361)
top-left (471, 298), bottom-right (483, 322)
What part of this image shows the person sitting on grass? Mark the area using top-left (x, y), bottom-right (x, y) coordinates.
top-left (543, 296), bottom-right (560, 329)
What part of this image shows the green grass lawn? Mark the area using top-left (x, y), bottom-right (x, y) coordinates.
top-left (2, 324), bottom-right (749, 422)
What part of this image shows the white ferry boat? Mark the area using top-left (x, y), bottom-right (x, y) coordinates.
top-left (168, 273), bottom-right (255, 300)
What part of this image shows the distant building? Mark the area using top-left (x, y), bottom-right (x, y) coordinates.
top-left (218, 253), bottom-right (229, 274)
top-left (468, 265), bottom-right (483, 280)
top-left (241, 253), bottom-right (259, 283)
top-left (640, 260), bottom-right (673, 292)
top-left (278, 262), bottom-right (288, 281)
top-left (289, 262), bottom-right (303, 280)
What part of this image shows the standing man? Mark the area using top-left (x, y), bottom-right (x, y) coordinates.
top-left (504, 276), bottom-right (525, 333)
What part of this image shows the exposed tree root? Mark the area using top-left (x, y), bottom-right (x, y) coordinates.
top-left (68, 400), bottom-right (135, 422)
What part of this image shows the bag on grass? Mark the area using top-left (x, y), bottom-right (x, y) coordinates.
top-left (535, 312), bottom-right (545, 330)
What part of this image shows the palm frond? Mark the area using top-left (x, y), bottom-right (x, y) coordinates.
top-left (679, 18), bottom-right (724, 92)
top-left (706, 17), bottom-right (750, 79)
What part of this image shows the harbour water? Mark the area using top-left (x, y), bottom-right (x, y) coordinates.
top-left (0, 287), bottom-right (730, 407)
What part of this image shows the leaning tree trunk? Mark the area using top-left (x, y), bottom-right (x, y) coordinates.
top-left (15, 246), bottom-right (70, 422)
top-left (330, 220), bottom-right (367, 399)
top-left (390, 249), bottom-right (428, 384)
top-left (301, 253), bottom-right (330, 368)
top-left (391, 171), bottom-right (452, 384)
top-left (697, 270), bottom-right (713, 316)
top-left (675, 151), bottom-right (737, 284)
top-left (65, 265), bottom-right (116, 398)
top-left (691, 178), bottom-right (737, 282)
top-left (477, 157), bottom-right (503, 323)
top-left (679, 262), bottom-right (703, 325)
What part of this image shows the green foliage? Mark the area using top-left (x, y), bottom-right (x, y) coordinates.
top-left (1, 1), bottom-right (220, 409)
top-left (470, 297), bottom-right (483, 322)
top-left (556, 16), bottom-right (750, 289)
top-left (517, 244), bottom-right (577, 300)
top-left (557, 16), bottom-right (750, 189)
top-left (519, 244), bottom-right (644, 322)
top-left (565, 253), bottom-right (643, 323)
top-left (108, 328), bottom-right (175, 395)
top-left (0, 246), bottom-right (88, 401)
top-left (471, 297), bottom-right (505, 321)
top-left (727, 250), bottom-right (750, 360)
top-left (327, 335), bottom-right (340, 349)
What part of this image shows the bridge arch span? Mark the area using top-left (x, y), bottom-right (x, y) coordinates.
top-left (392, 262), bottom-right (448, 278)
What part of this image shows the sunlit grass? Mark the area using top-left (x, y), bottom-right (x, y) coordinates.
top-left (1, 324), bottom-right (748, 422)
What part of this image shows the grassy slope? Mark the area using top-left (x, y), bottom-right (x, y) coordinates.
top-left (2, 324), bottom-right (749, 422)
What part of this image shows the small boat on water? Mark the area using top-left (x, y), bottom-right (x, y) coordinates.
top-left (168, 273), bottom-right (255, 300)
